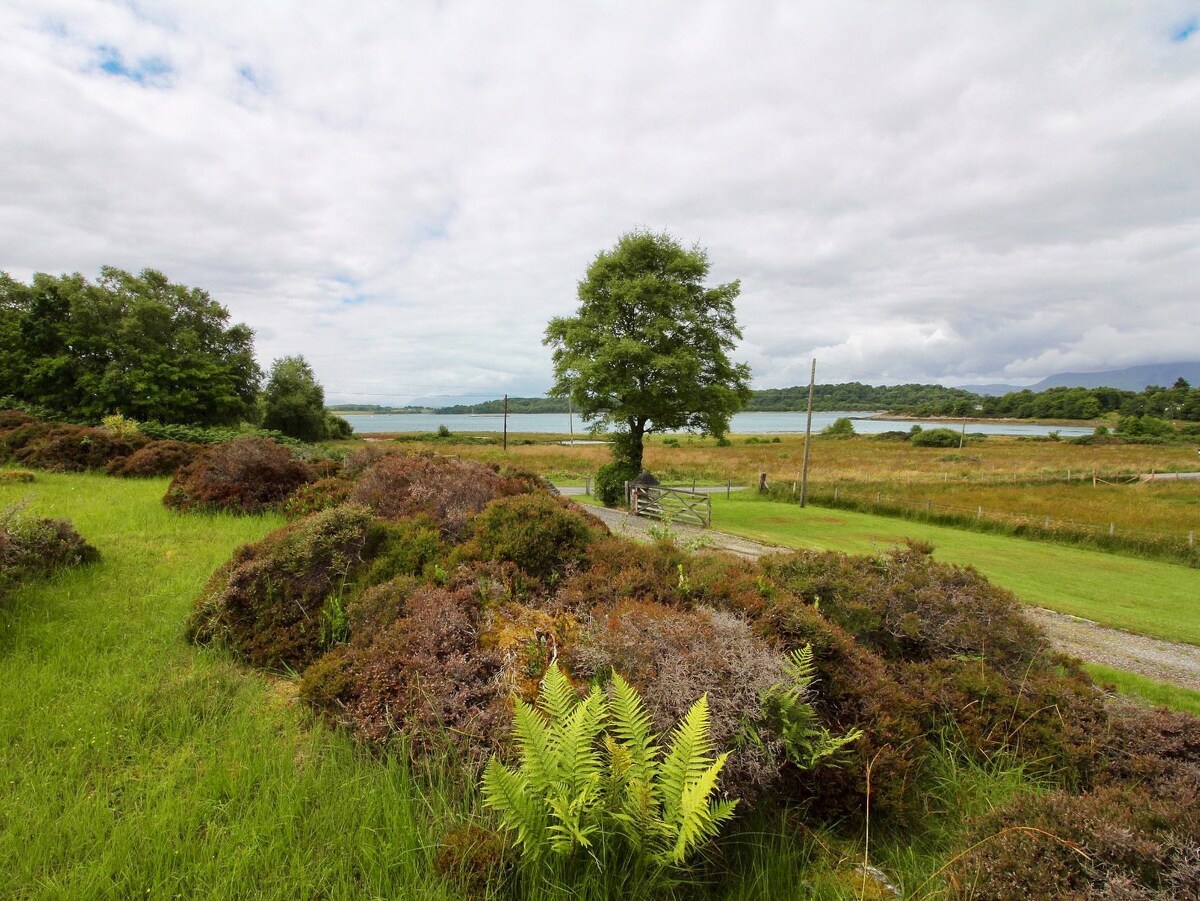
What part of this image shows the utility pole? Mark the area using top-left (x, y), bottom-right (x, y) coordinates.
top-left (503, 394), bottom-right (508, 451)
top-left (568, 395), bottom-right (574, 445)
top-left (800, 358), bottom-right (816, 508)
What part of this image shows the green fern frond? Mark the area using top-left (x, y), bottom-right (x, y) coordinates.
top-left (608, 672), bottom-right (660, 780)
top-left (557, 687), bottom-right (606, 795)
top-left (659, 694), bottom-right (716, 825)
top-left (540, 662), bottom-right (580, 726)
top-left (482, 758), bottom-right (545, 856)
top-left (513, 698), bottom-right (558, 788)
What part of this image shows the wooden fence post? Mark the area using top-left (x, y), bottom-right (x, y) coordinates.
top-left (758, 472), bottom-right (768, 494)
top-left (1190, 531), bottom-right (1195, 548)
top-left (1109, 522), bottom-right (1115, 536)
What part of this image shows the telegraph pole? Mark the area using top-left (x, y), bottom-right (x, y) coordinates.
top-left (800, 359), bottom-right (816, 508)
top-left (503, 394), bottom-right (508, 451)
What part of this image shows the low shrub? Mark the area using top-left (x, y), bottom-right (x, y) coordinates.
top-left (910, 427), bottom-right (964, 447)
top-left (100, 413), bottom-right (144, 441)
top-left (760, 544), bottom-right (1047, 677)
top-left (300, 575), bottom-right (508, 754)
top-left (0, 470), bottom-right (35, 483)
top-left (469, 493), bottom-right (597, 581)
top-left (105, 440), bottom-right (203, 477)
top-left (281, 476), bottom-right (354, 520)
top-left (349, 453), bottom-right (508, 536)
top-left (1, 505), bottom-right (100, 596)
top-left (952, 782), bottom-right (1199, 899)
top-left (13, 423), bottom-right (140, 471)
top-left (359, 516), bottom-right (446, 585)
top-left (341, 443), bottom-right (401, 478)
top-left (185, 504), bottom-right (375, 668)
top-left (164, 437), bottom-right (315, 514)
top-left (593, 460), bottom-right (640, 506)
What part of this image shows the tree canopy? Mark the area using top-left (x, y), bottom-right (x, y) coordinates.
top-left (544, 231), bottom-right (751, 471)
top-left (0, 267), bottom-right (260, 425)
top-left (261, 355), bottom-right (348, 442)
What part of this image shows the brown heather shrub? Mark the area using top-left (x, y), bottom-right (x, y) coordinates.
top-left (1098, 702), bottom-right (1200, 794)
top-left (349, 453), bottom-right (508, 536)
top-left (896, 657), bottom-right (1107, 784)
top-left (0, 470), bottom-right (35, 483)
top-left (104, 439), bottom-right (203, 477)
top-left (563, 599), bottom-right (790, 798)
top-left (341, 442), bottom-right (401, 477)
top-left (164, 437), bottom-right (315, 514)
top-left (468, 492), bottom-right (597, 581)
top-left (281, 476), bottom-right (353, 520)
top-left (951, 783), bottom-right (1200, 900)
top-left (433, 823), bottom-right (514, 897)
top-left (0, 418), bottom-right (53, 462)
top-left (1, 507), bottom-right (100, 596)
top-left (185, 504), bottom-right (375, 668)
top-left (0, 410), bottom-right (36, 431)
top-left (550, 534), bottom-right (689, 614)
top-left (299, 574), bottom-right (508, 756)
top-left (13, 423), bottom-right (140, 472)
top-left (760, 544), bottom-right (1047, 677)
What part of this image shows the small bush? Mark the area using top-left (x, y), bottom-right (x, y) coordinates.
top-left (360, 517), bottom-right (446, 585)
top-left (821, 417), bottom-right (856, 438)
top-left (101, 413), bottom-right (143, 440)
top-left (13, 424), bottom-right (139, 472)
top-left (105, 440), bottom-right (203, 477)
top-left (164, 437), bottom-right (315, 514)
top-left (341, 443), bottom-right (401, 478)
top-left (909, 427), bottom-right (963, 448)
top-left (952, 783), bottom-right (1200, 899)
top-left (349, 453), bottom-right (507, 536)
top-left (0, 470), bottom-right (35, 483)
top-left (593, 460), bottom-right (640, 506)
top-left (301, 575), bottom-right (507, 754)
top-left (470, 493), bottom-right (597, 580)
top-left (1, 506), bottom-right (100, 596)
top-left (281, 477), bottom-right (353, 520)
top-left (185, 504), bottom-right (375, 668)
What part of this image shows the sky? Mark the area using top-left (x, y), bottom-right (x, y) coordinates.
top-left (2, 1), bottom-right (1198, 405)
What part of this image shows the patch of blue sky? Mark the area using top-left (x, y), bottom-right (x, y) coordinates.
top-left (1172, 17), bottom-right (1198, 42)
top-left (94, 45), bottom-right (173, 85)
top-left (237, 65), bottom-right (267, 93)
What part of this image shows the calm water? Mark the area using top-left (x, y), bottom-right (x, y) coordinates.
top-left (341, 411), bottom-right (1092, 438)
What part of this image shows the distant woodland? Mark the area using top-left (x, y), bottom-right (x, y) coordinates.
top-left (330, 379), bottom-right (1200, 422)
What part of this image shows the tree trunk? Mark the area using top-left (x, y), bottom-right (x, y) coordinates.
top-left (628, 419), bottom-right (645, 472)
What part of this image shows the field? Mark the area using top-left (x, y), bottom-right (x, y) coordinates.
top-left (2, 470), bottom-right (1127, 900)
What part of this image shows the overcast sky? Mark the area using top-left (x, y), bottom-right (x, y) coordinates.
top-left (2, 1), bottom-right (1198, 403)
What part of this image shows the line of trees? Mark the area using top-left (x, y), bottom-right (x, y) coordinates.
top-left (0, 267), bottom-right (349, 441)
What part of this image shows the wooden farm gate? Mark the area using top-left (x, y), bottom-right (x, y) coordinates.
top-left (628, 485), bottom-right (711, 528)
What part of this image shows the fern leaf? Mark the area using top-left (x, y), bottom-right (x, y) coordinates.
top-left (513, 697), bottom-right (558, 788)
top-left (667, 752), bottom-right (734, 863)
top-left (482, 757), bottom-right (545, 856)
top-left (609, 672), bottom-right (660, 779)
top-left (557, 686), bottom-right (606, 796)
top-left (659, 694), bottom-right (715, 825)
top-left (540, 662), bottom-right (579, 727)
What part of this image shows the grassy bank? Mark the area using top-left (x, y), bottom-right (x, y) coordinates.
top-left (0, 473), bottom-right (463, 900)
top-left (703, 493), bottom-right (1200, 647)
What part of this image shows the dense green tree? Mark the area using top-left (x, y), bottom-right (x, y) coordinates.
top-left (260, 355), bottom-right (336, 442)
top-left (544, 231), bottom-right (752, 471)
top-left (0, 267), bottom-right (260, 424)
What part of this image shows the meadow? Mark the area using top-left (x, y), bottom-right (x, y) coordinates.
top-left (3, 469), bottom-right (1151, 900)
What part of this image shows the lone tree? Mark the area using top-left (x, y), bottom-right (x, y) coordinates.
top-left (544, 230), bottom-right (751, 478)
top-left (261, 355), bottom-right (346, 442)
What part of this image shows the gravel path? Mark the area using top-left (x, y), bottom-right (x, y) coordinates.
top-left (581, 504), bottom-right (1200, 691)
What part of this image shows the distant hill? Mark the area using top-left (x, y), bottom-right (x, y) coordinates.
top-left (960, 362), bottom-right (1200, 395)
top-left (1028, 362), bottom-right (1200, 392)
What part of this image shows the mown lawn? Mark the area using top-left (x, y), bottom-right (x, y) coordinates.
top-left (707, 494), bottom-right (1200, 647)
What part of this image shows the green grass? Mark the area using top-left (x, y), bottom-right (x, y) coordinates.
top-left (0, 472), bottom-right (465, 900)
top-left (705, 494), bottom-right (1200, 647)
top-left (0, 471), bottom-right (1063, 900)
top-left (1084, 664), bottom-right (1200, 717)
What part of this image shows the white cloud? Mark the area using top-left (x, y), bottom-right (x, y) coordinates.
top-left (1, 0), bottom-right (1198, 402)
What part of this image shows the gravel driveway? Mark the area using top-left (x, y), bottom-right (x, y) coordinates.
top-left (580, 504), bottom-right (1200, 691)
